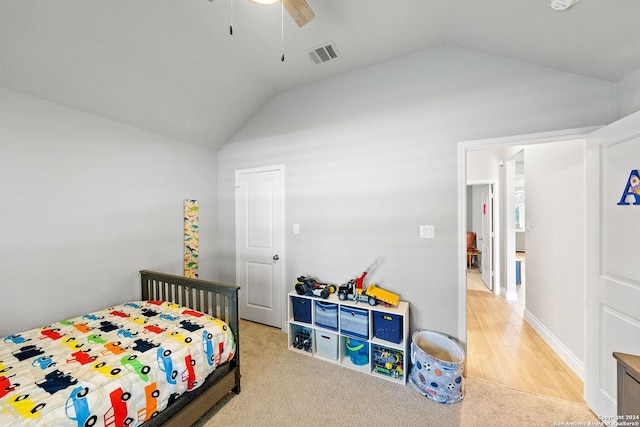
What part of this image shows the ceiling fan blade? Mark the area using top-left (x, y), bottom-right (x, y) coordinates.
top-left (283, 0), bottom-right (315, 27)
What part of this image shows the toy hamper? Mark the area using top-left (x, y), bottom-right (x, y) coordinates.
top-left (409, 330), bottom-right (465, 404)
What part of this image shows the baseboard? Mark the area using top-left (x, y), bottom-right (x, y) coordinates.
top-left (523, 309), bottom-right (585, 381)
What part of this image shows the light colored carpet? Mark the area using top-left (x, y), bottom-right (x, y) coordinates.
top-left (193, 319), bottom-right (599, 427)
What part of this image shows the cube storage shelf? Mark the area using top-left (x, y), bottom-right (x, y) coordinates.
top-left (287, 291), bottom-right (409, 385)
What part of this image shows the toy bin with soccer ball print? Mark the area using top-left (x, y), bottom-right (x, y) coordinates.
top-left (409, 330), bottom-right (465, 404)
top-left (287, 290), bottom-right (410, 385)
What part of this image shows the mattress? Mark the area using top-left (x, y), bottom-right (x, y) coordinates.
top-left (0, 300), bottom-right (236, 426)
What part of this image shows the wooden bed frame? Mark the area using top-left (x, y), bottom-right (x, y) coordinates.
top-left (139, 270), bottom-right (241, 427)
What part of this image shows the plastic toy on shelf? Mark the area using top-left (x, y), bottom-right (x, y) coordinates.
top-left (337, 260), bottom-right (399, 306)
top-left (372, 345), bottom-right (404, 379)
top-left (364, 284), bottom-right (399, 306)
top-left (291, 325), bottom-right (312, 353)
top-left (294, 276), bottom-right (336, 299)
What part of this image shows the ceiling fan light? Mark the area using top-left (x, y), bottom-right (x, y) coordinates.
top-left (248, 0), bottom-right (280, 5)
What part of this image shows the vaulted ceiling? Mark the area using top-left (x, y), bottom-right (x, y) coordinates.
top-left (1, 0), bottom-right (639, 150)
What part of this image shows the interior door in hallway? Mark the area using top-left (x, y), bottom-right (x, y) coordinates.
top-left (480, 184), bottom-right (493, 290)
top-left (236, 166), bottom-right (284, 328)
top-left (585, 112), bottom-right (640, 416)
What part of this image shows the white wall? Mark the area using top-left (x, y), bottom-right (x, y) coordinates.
top-left (618, 64), bottom-right (640, 118)
top-left (0, 87), bottom-right (219, 336)
top-left (218, 46), bottom-right (616, 339)
top-left (524, 139), bottom-right (586, 363)
top-left (467, 149), bottom-right (502, 183)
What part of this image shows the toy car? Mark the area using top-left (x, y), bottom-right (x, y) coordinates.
top-left (294, 276), bottom-right (336, 299)
top-left (65, 386), bottom-right (97, 427)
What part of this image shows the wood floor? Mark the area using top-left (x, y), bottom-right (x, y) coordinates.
top-left (466, 259), bottom-right (585, 403)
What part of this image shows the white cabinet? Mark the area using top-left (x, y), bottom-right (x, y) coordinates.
top-left (287, 291), bottom-right (409, 385)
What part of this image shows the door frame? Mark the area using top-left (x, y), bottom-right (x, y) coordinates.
top-left (457, 127), bottom-right (599, 345)
top-left (235, 164), bottom-right (286, 330)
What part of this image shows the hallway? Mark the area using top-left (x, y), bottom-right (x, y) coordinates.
top-left (466, 261), bottom-right (585, 403)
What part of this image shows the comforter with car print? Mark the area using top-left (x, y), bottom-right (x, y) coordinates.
top-left (0, 300), bottom-right (235, 426)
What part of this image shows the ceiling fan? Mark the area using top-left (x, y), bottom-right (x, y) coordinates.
top-left (208, 0), bottom-right (315, 28)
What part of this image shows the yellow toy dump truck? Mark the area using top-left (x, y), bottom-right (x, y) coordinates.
top-left (365, 284), bottom-right (399, 306)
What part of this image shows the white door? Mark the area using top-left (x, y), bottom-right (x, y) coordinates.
top-left (480, 184), bottom-right (493, 290)
top-left (585, 112), bottom-right (640, 416)
top-left (236, 166), bottom-right (284, 328)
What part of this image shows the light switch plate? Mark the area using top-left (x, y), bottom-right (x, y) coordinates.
top-left (420, 225), bottom-right (435, 238)
top-left (293, 224), bottom-right (300, 234)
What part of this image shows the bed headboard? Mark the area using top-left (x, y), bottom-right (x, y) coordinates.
top-left (139, 270), bottom-right (240, 343)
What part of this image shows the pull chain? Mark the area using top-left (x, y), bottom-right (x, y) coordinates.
top-left (280, 0), bottom-right (285, 61)
top-left (229, 0), bottom-right (234, 35)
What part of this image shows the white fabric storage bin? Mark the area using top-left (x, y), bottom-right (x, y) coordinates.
top-left (315, 330), bottom-right (338, 360)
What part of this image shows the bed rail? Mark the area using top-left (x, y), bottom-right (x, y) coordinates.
top-left (139, 270), bottom-right (239, 327)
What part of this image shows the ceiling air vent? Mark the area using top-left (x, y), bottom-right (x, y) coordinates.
top-left (306, 42), bottom-right (340, 65)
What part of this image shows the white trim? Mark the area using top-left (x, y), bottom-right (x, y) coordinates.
top-left (457, 143), bottom-right (468, 346)
top-left (523, 309), bottom-right (585, 380)
top-left (462, 126), bottom-right (601, 151)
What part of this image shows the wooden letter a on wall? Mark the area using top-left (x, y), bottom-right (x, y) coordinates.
top-left (617, 169), bottom-right (640, 205)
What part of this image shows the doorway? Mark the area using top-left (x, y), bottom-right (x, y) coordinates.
top-left (458, 127), bottom-right (597, 401)
top-left (513, 155), bottom-right (526, 308)
top-left (235, 165), bottom-right (285, 328)
top-left (466, 183), bottom-right (494, 292)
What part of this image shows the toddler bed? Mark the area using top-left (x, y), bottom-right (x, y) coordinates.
top-left (0, 270), bottom-right (240, 427)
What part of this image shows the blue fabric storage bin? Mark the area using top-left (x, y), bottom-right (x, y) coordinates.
top-left (315, 301), bottom-right (338, 331)
top-left (373, 311), bottom-right (402, 344)
top-left (291, 296), bottom-right (312, 324)
top-left (340, 306), bottom-right (369, 339)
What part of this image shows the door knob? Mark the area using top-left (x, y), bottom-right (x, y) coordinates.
top-left (273, 255), bottom-right (279, 261)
